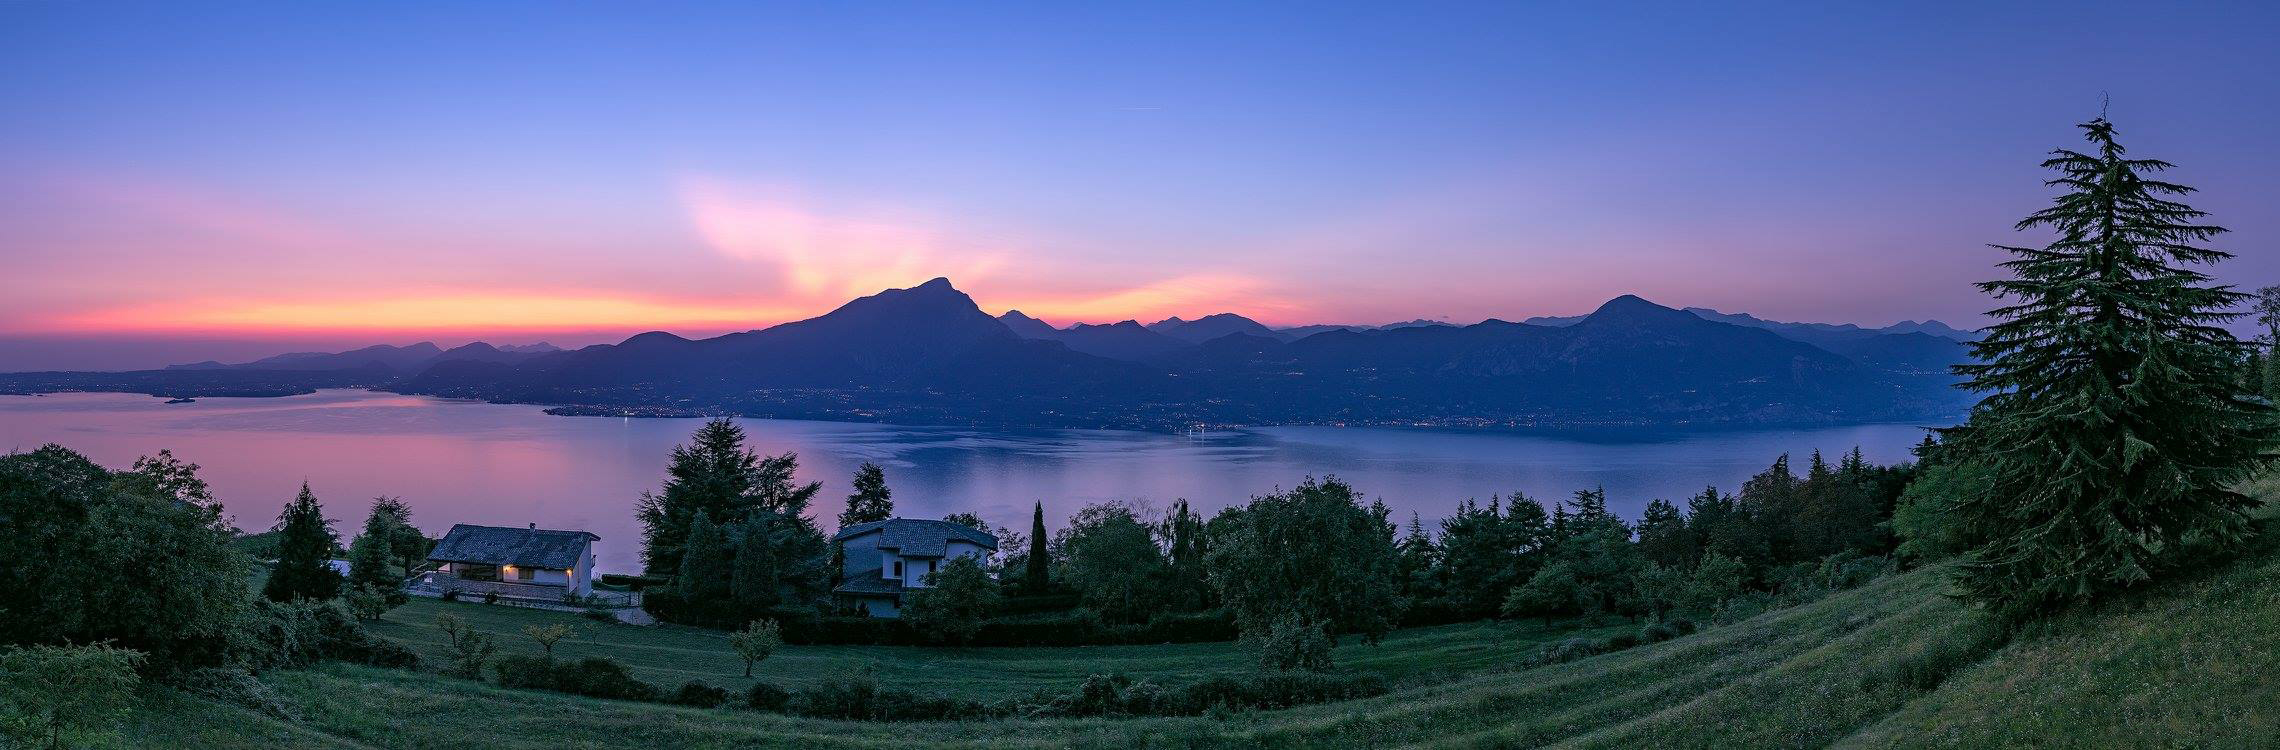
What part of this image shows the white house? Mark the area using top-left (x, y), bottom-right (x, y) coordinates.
top-left (831, 518), bottom-right (998, 618)
top-left (426, 523), bottom-right (601, 598)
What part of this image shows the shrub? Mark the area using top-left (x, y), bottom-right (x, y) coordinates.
top-left (747, 681), bottom-right (792, 712)
top-left (441, 589), bottom-right (462, 602)
top-left (225, 598), bottom-right (416, 672)
top-left (482, 591), bottom-right (501, 605)
top-left (1665, 617), bottom-right (1699, 636)
top-left (669, 681), bottom-right (729, 708)
top-left (436, 613), bottom-right (497, 679)
top-left (1256, 613), bottom-right (1334, 672)
top-left (493, 655), bottom-right (660, 702)
top-left (1603, 632), bottom-right (1643, 651)
top-left (1640, 622), bottom-right (1679, 643)
top-left (0, 643), bottom-right (145, 750)
top-left (582, 608), bottom-right (616, 624)
top-left (787, 673), bottom-right (878, 720)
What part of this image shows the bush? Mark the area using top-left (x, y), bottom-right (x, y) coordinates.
top-left (441, 589), bottom-right (461, 602)
top-left (1666, 617), bottom-right (1699, 636)
top-left (0, 643), bottom-right (145, 749)
top-left (582, 608), bottom-right (616, 623)
top-left (1640, 622), bottom-right (1679, 643)
top-left (786, 673), bottom-right (878, 720)
top-left (1014, 671), bottom-right (1389, 719)
top-left (226, 598), bottom-right (416, 672)
top-left (747, 681), bottom-right (792, 712)
top-left (669, 680), bottom-right (729, 708)
top-left (1603, 632), bottom-right (1643, 652)
top-left (1256, 613), bottom-right (1334, 672)
top-left (492, 655), bottom-right (660, 702)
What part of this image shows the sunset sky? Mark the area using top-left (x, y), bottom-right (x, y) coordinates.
top-left (5, 2), bottom-right (2278, 369)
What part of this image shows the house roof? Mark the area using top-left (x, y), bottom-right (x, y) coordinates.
top-left (427, 524), bottom-right (598, 569)
top-left (833, 567), bottom-right (905, 597)
top-left (832, 518), bottom-right (998, 558)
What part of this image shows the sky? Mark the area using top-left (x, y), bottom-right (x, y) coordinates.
top-left (4, 2), bottom-right (2278, 370)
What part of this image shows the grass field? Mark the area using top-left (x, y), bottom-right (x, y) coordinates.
top-left (365, 597), bottom-right (1628, 700)
top-left (130, 504), bottom-right (2280, 748)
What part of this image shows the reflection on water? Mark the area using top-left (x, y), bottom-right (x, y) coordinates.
top-left (1, 390), bottom-right (1939, 573)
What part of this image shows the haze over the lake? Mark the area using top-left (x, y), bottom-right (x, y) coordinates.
top-left (2, 390), bottom-right (1933, 573)
top-left (5, 3), bottom-right (2278, 371)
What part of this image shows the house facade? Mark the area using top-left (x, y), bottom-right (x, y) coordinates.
top-left (831, 518), bottom-right (998, 618)
top-left (426, 523), bottom-right (600, 598)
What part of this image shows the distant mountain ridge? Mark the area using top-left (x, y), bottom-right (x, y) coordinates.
top-left (7, 279), bottom-right (1974, 428)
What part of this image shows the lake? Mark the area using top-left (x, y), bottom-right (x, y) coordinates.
top-left (1, 389), bottom-right (1940, 573)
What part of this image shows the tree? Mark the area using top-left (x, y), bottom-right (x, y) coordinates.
top-left (368, 496), bottom-right (429, 579)
top-left (1059, 502), bottom-right (1167, 623)
top-left (436, 613), bottom-right (497, 679)
top-left (344, 584), bottom-right (393, 621)
top-left (637, 419), bottom-right (821, 576)
top-left (1948, 116), bottom-right (2274, 618)
top-left (347, 497), bottom-right (415, 603)
top-left (2252, 285), bottom-right (2280, 346)
top-left (0, 643), bottom-right (144, 750)
top-left (1681, 553), bottom-right (1749, 614)
top-left (0, 447), bottom-right (251, 668)
top-left (263, 482), bottom-right (342, 602)
top-left (676, 513), bottom-right (733, 604)
top-left (1634, 498), bottom-right (1692, 569)
top-left (730, 517), bottom-right (780, 611)
top-left (524, 623), bottom-right (573, 658)
top-left (1205, 477), bottom-right (1404, 644)
top-left (839, 463), bottom-right (894, 528)
top-left (1025, 501), bottom-right (1050, 593)
top-left (901, 556), bottom-right (1000, 646)
top-left (726, 619), bottom-right (782, 677)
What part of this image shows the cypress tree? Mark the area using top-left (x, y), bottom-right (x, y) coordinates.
top-left (263, 482), bottom-right (341, 602)
top-left (1025, 501), bottom-right (1050, 593)
top-left (1949, 116), bottom-right (2274, 618)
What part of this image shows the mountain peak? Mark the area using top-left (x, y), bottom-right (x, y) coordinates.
top-left (1581, 295), bottom-right (1698, 327)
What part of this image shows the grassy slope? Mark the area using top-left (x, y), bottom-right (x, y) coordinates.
top-left (367, 597), bottom-right (1627, 700)
top-left (141, 508), bottom-right (2280, 749)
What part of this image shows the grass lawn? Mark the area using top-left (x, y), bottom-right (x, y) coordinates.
top-left (367, 596), bottom-right (1631, 699)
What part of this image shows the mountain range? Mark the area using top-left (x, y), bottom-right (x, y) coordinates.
top-left (0, 279), bottom-right (1975, 427)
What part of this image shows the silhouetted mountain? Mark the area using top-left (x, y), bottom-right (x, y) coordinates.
top-left (997, 310), bottom-right (1061, 339)
top-left (1276, 320), bottom-right (1455, 339)
top-left (18, 280), bottom-right (1975, 427)
top-left (1147, 313), bottom-right (1280, 343)
top-left (1051, 321), bottom-right (1192, 362)
top-left (1883, 320), bottom-right (1981, 341)
top-left (497, 342), bottom-right (562, 354)
top-left (163, 340), bottom-right (555, 374)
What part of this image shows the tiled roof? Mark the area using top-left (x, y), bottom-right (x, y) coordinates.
top-left (427, 524), bottom-right (598, 569)
top-left (832, 518), bottom-right (998, 558)
top-left (834, 567), bottom-right (905, 596)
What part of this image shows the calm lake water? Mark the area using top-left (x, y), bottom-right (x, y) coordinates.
top-left (1, 389), bottom-right (1940, 573)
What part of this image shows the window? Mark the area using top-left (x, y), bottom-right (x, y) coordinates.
top-left (515, 567), bottom-right (534, 581)
top-left (892, 560), bottom-right (903, 578)
top-left (927, 560), bottom-right (937, 574)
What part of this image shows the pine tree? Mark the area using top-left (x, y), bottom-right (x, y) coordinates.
top-left (1025, 501), bottom-right (1050, 593)
top-left (839, 463), bottom-right (894, 528)
top-left (262, 482), bottom-right (341, 602)
top-left (347, 497), bottom-right (413, 599)
top-left (1949, 116), bottom-right (2274, 618)
top-left (637, 419), bottom-right (821, 577)
top-left (730, 517), bottom-right (779, 612)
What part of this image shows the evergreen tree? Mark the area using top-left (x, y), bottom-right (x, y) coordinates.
top-left (262, 482), bottom-right (341, 602)
top-left (636, 419), bottom-right (822, 577)
top-left (1949, 116), bottom-right (2274, 618)
top-left (838, 462), bottom-right (894, 528)
top-left (730, 517), bottom-right (779, 611)
top-left (676, 513), bottom-right (733, 604)
top-left (368, 495), bottom-right (428, 578)
top-left (1025, 501), bottom-right (1050, 593)
top-left (347, 497), bottom-right (414, 600)
top-left (1634, 498), bottom-right (1692, 569)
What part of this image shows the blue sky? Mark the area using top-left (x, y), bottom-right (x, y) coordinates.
top-left (4, 1), bottom-right (2277, 368)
